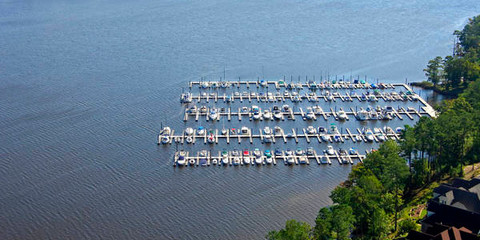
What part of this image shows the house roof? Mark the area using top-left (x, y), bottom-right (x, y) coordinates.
top-left (407, 223), bottom-right (480, 240)
top-left (426, 201), bottom-right (480, 234)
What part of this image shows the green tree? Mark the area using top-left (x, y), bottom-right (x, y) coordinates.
top-left (424, 56), bottom-right (444, 87)
top-left (314, 205), bottom-right (355, 240)
top-left (266, 220), bottom-right (313, 240)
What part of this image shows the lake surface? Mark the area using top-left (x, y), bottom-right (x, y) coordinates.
top-left (1, 0), bottom-right (479, 239)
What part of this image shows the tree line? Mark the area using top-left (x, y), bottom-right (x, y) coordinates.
top-left (424, 16), bottom-right (480, 92)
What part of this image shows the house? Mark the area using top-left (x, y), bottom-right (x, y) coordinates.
top-left (405, 177), bottom-right (480, 239)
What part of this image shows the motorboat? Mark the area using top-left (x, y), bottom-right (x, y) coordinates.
top-left (273, 110), bottom-right (283, 120)
top-left (374, 128), bottom-right (386, 141)
top-left (267, 92), bottom-right (275, 102)
top-left (254, 148), bottom-right (263, 165)
top-left (243, 150), bottom-right (251, 164)
top-left (263, 110), bottom-right (272, 120)
top-left (263, 127), bottom-right (273, 144)
top-left (395, 127), bottom-right (404, 134)
top-left (337, 109), bottom-right (347, 120)
top-left (298, 156), bottom-right (307, 164)
top-left (306, 147), bottom-right (314, 156)
top-left (200, 106), bottom-right (208, 114)
top-left (306, 126), bottom-right (316, 134)
top-left (295, 147), bottom-right (304, 156)
top-left (356, 108), bottom-right (369, 121)
top-left (189, 158), bottom-right (196, 166)
top-left (159, 126), bottom-right (171, 136)
top-left (186, 106), bottom-right (197, 114)
top-left (349, 147), bottom-right (358, 155)
top-left (326, 145), bottom-right (335, 155)
top-left (230, 128), bottom-right (236, 135)
top-left (209, 108), bottom-right (218, 120)
top-left (320, 156), bottom-right (329, 164)
top-left (207, 134), bottom-right (215, 144)
top-left (201, 81), bottom-right (209, 88)
top-left (180, 92), bottom-right (193, 103)
top-left (176, 151), bottom-right (187, 166)
top-left (160, 135), bottom-right (170, 144)
top-left (212, 158), bottom-right (218, 165)
top-left (282, 105), bottom-right (290, 112)
top-left (241, 126), bottom-right (250, 135)
top-left (221, 150), bottom-right (229, 165)
top-left (305, 107), bottom-right (315, 120)
top-left (197, 126), bottom-right (205, 135)
top-left (365, 128), bottom-right (375, 142)
top-left (263, 126), bottom-right (272, 135)
top-left (185, 136), bottom-right (193, 144)
top-left (339, 149), bottom-right (350, 164)
top-left (185, 127), bottom-right (194, 136)
top-left (274, 148), bottom-right (283, 156)
top-left (263, 135), bottom-right (273, 143)
top-left (260, 79), bottom-right (267, 87)
top-left (221, 128), bottom-right (227, 135)
top-left (252, 105), bottom-right (262, 120)
top-left (285, 149), bottom-right (294, 165)
top-left (253, 148), bottom-right (262, 157)
top-left (265, 150), bottom-right (273, 164)
top-left (232, 149), bottom-right (241, 166)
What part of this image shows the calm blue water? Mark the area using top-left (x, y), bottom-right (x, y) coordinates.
top-left (1, 0), bottom-right (479, 239)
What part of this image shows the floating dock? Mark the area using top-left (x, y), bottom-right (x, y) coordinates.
top-left (173, 149), bottom-right (366, 167)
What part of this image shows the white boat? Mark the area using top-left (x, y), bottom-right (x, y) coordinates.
top-left (159, 126), bottom-right (171, 136)
top-left (299, 156), bottom-right (307, 164)
top-left (305, 107), bottom-right (315, 120)
top-left (285, 149), bottom-right (294, 165)
top-left (263, 110), bottom-right (272, 120)
top-left (207, 134), bottom-right (215, 144)
top-left (337, 109), bottom-right (347, 120)
top-left (326, 145), bottom-right (335, 155)
top-left (209, 108), bottom-right (218, 120)
top-left (243, 150), bottom-right (251, 164)
top-left (306, 126), bottom-right (316, 134)
top-left (221, 150), bottom-right (229, 165)
top-left (201, 81), bottom-right (209, 88)
top-left (185, 136), bottom-right (193, 144)
top-left (197, 126), bottom-right (205, 135)
top-left (180, 92), bottom-right (193, 103)
top-left (252, 105), bottom-right (262, 120)
top-left (273, 110), bottom-right (282, 120)
top-left (161, 135), bottom-right (170, 144)
top-left (263, 127), bottom-right (272, 135)
top-left (212, 159), bottom-right (218, 165)
top-left (365, 129), bottom-right (374, 142)
top-left (185, 127), bottom-right (194, 136)
top-left (356, 108), bottom-right (369, 121)
top-left (260, 79), bottom-right (267, 87)
top-left (241, 126), bottom-right (250, 135)
top-left (349, 147), bottom-right (358, 155)
top-left (265, 155), bottom-right (273, 164)
top-left (255, 155), bottom-right (263, 165)
top-left (221, 128), bottom-right (227, 135)
top-left (176, 151), bottom-right (187, 166)
top-left (263, 126), bottom-right (273, 143)
top-left (267, 92), bottom-right (274, 101)
top-left (374, 128), bottom-right (386, 141)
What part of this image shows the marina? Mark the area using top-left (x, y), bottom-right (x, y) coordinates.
top-left (165, 80), bottom-right (435, 167)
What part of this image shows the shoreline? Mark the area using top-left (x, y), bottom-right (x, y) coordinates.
top-left (409, 81), bottom-right (462, 97)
